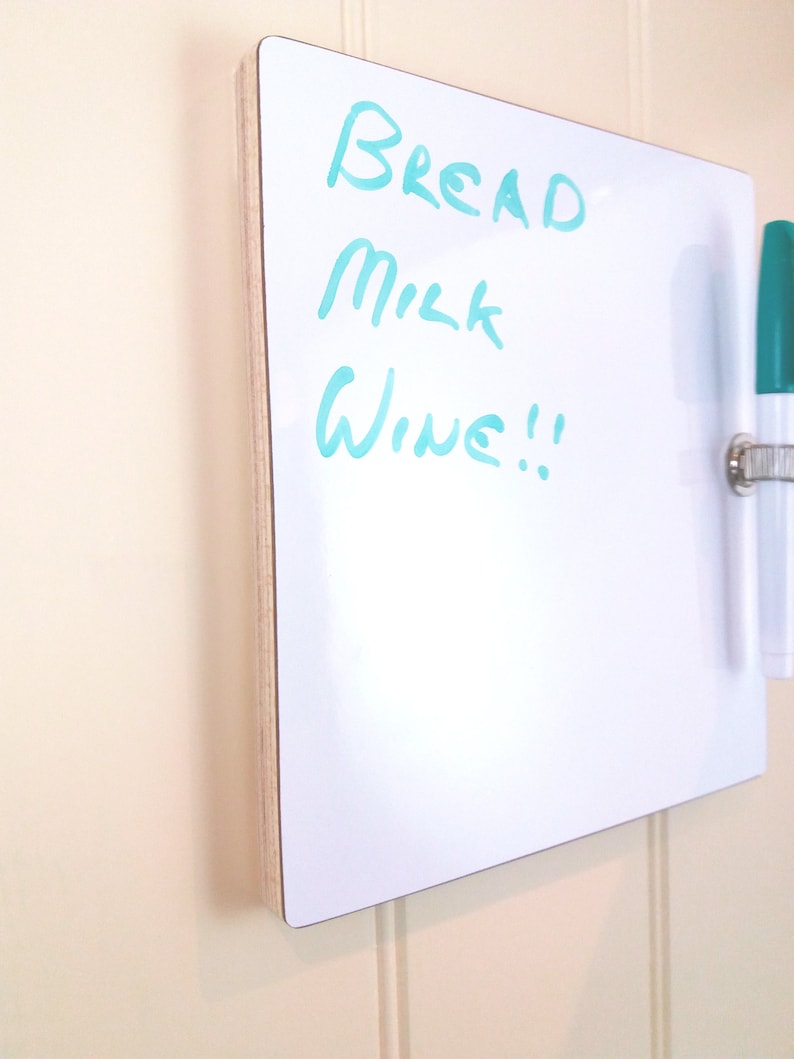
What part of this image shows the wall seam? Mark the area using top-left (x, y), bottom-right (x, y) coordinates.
top-left (648, 812), bottom-right (672, 1059)
top-left (629, 4), bottom-right (672, 1056)
top-left (344, 3), bottom-right (406, 1054)
top-left (341, 0), bottom-right (368, 58)
top-left (376, 900), bottom-right (409, 1059)
top-left (627, 0), bottom-right (649, 140)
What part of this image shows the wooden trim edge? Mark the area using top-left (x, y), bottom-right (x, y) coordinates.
top-left (236, 43), bottom-right (285, 919)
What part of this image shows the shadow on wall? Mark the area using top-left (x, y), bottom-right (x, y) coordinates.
top-left (180, 29), bottom-right (262, 913)
top-left (180, 29), bottom-right (381, 1001)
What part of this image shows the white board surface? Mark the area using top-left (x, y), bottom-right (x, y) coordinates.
top-left (250, 36), bottom-right (765, 927)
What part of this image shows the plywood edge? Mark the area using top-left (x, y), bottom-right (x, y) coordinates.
top-left (236, 43), bottom-right (284, 919)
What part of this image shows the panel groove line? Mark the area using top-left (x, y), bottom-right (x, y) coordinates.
top-left (648, 813), bottom-right (672, 1059)
top-left (627, 0), bottom-right (650, 138)
top-left (630, 10), bottom-right (671, 1054)
top-left (375, 900), bottom-right (409, 1059)
top-left (341, 0), bottom-right (368, 58)
top-left (341, 7), bottom-right (400, 1050)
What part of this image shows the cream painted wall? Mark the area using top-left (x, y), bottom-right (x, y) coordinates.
top-left (1, 2), bottom-right (792, 1056)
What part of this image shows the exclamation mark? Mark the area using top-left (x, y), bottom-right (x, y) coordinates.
top-left (518, 404), bottom-right (539, 473)
top-left (553, 413), bottom-right (565, 445)
top-left (518, 406), bottom-right (565, 478)
top-left (527, 403), bottom-right (540, 440)
top-left (537, 412), bottom-right (565, 480)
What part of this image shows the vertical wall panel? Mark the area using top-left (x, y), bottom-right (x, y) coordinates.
top-left (0, 4), bottom-right (380, 1057)
top-left (643, 2), bottom-right (794, 1054)
top-left (400, 824), bottom-right (652, 1058)
top-left (366, 0), bottom-right (632, 134)
top-left (643, 0), bottom-right (794, 182)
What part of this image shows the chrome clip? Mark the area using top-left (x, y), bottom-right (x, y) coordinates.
top-left (726, 433), bottom-right (794, 496)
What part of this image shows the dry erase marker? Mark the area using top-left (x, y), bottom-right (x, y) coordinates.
top-left (757, 220), bottom-right (794, 678)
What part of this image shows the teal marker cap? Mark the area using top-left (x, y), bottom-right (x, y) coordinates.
top-left (757, 220), bottom-right (794, 394)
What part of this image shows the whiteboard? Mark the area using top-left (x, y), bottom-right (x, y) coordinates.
top-left (238, 36), bottom-right (765, 927)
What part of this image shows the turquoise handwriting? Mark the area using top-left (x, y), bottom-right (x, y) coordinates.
top-left (328, 100), bottom-right (586, 232)
top-left (316, 101), bottom-right (575, 480)
top-left (316, 366), bottom-right (563, 476)
top-left (316, 366), bottom-right (505, 465)
top-left (318, 237), bottom-right (504, 349)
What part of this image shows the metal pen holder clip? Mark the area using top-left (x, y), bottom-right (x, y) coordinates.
top-left (726, 433), bottom-right (794, 496)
